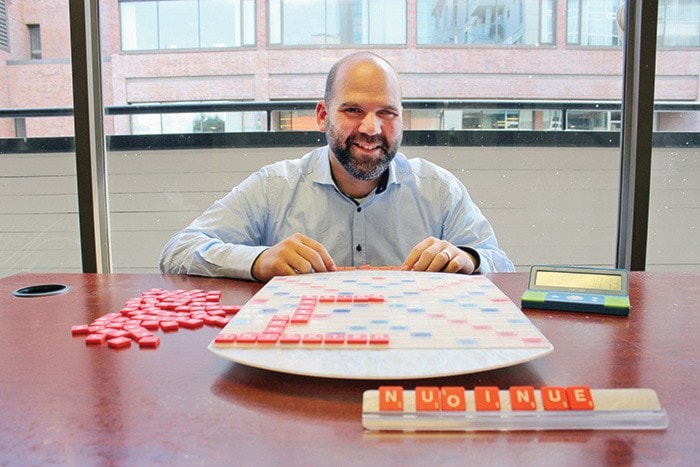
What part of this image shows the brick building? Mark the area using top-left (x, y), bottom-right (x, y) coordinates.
top-left (1, 0), bottom-right (698, 138)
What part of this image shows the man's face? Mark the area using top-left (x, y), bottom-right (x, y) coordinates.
top-left (317, 60), bottom-right (403, 181)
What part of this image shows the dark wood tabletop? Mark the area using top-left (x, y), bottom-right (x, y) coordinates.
top-left (1, 272), bottom-right (698, 465)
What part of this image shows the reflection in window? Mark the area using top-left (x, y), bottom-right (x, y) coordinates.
top-left (568, 0), bottom-right (699, 47)
top-left (567, 0), bottom-right (622, 46)
top-left (658, 0), bottom-right (700, 47)
top-left (417, 0), bottom-right (555, 45)
top-left (566, 109), bottom-right (620, 131)
top-left (131, 109), bottom-right (266, 134)
top-left (268, 0), bottom-right (406, 46)
top-left (120, 0), bottom-right (255, 51)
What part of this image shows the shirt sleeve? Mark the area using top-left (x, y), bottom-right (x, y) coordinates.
top-left (442, 172), bottom-right (515, 273)
top-left (159, 170), bottom-right (271, 280)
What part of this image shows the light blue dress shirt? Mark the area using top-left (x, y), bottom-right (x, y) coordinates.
top-left (159, 146), bottom-right (514, 279)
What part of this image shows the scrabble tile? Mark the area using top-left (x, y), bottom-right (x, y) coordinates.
top-left (567, 386), bottom-right (594, 410)
top-left (138, 335), bottom-right (160, 348)
top-left (441, 387), bottom-right (467, 411)
top-left (107, 336), bottom-right (132, 349)
top-left (509, 386), bottom-right (537, 410)
top-left (474, 386), bottom-right (501, 411)
top-left (415, 386), bottom-right (441, 411)
top-left (541, 386), bottom-right (569, 410)
top-left (379, 386), bottom-right (404, 411)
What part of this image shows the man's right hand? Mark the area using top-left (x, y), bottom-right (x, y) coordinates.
top-left (251, 233), bottom-right (337, 282)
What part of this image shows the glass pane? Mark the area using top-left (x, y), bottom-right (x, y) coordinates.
top-left (121, 1), bottom-right (159, 51)
top-left (648, 1), bottom-right (700, 270)
top-left (200, 0), bottom-right (238, 47)
top-left (567, 0), bottom-right (622, 46)
top-left (417, 0), bottom-right (554, 45)
top-left (159, 0), bottom-right (199, 49)
top-left (0, 1), bottom-right (80, 277)
top-left (84, 0), bottom-right (697, 275)
top-left (280, 0), bottom-right (406, 45)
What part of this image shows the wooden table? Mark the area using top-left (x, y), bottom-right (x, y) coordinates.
top-left (1, 272), bottom-right (698, 465)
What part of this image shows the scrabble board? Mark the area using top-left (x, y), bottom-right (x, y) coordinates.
top-left (208, 270), bottom-right (553, 379)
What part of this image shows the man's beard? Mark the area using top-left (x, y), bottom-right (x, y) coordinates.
top-left (328, 124), bottom-right (401, 181)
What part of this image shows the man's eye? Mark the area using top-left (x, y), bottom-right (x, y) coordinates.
top-left (344, 108), bottom-right (362, 114)
top-left (378, 110), bottom-right (399, 119)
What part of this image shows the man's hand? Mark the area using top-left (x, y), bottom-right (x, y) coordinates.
top-left (402, 236), bottom-right (477, 274)
top-left (251, 233), bottom-right (336, 282)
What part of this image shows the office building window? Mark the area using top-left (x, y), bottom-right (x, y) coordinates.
top-left (417, 0), bottom-right (555, 45)
top-left (29, 24), bottom-right (42, 59)
top-left (131, 107), bottom-right (266, 134)
top-left (0, 0), bottom-right (8, 51)
top-left (568, 0), bottom-right (699, 47)
top-left (567, 0), bottom-right (621, 46)
top-left (657, 0), bottom-right (700, 47)
top-left (15, 118), bottom-right (27, 138)
top-left (120, 0), bottom-right (255, 51)
top-left (268, 0), bottom-right (406, 46)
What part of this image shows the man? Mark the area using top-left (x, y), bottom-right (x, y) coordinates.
top-left (159, 52), bottom-right (514, 281)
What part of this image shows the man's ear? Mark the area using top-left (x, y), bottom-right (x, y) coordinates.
top-left (316, 100), bottom-right (328, 132)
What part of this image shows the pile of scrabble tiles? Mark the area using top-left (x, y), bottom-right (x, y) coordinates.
top-left (70, 288), bottom-right (241, 349)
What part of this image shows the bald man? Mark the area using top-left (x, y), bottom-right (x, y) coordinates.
top-left (160, 52), bottom-right (514, 281)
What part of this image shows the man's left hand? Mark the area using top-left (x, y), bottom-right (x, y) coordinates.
top-left (401, 237), bottom-right (476, 274)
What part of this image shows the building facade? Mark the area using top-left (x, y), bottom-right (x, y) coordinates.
top-left (0, 0), bottom-right (698, 138)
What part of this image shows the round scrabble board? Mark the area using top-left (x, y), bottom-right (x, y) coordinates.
top-left (208, 270), bottom-right (553, 379)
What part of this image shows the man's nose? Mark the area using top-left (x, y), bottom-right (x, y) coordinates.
top-left (359, 112), bottom-right (381, 135)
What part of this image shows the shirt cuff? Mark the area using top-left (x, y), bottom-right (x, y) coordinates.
top-left (224, 245), bottom-right (269, 281)
top-left (457, 246), bottom-right (482, 274)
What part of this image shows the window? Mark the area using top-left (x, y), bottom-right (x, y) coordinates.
top-left (568, 0), bottom-right (700, 47)
top-left (120, 0), bottom-right (255, 51)
top-left (417, 0), bottom-right (555, 45)
top-left (268, 0), bottom-right (406, 46)
top-left (131, 107), bottom-right (266, 134)
top-left (0, 0), bottom-right (8, 51)
top-left (657, 0), bottom-right (700, 47)
top-left (14, 118), bottom-right (26, 138)
top-left (29, 24), bottom-right (41, 59)
top-left (567, 0), bottom-right (621, 46)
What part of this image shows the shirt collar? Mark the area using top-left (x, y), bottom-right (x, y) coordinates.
top-left (312, 145), bottom-right (400, 193)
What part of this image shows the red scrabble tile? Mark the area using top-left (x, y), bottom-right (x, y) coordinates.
top-left (567, 386), bottom-right (594, 410)
top-left (279, 333), bottom-right (301, 344)
top-left (541, 386), bottom-right (569, 410)
top-left (415, 386), bottom-right (441, 411)
top-left (107, 336), bottom-right (132, 349)
top-left (214, 333), bottom-right (237, 344)
top-left (346, 333), bottom-right (368, 344)
top-left (178, 318), bottom-right (204, 329)
top-left (441, 386), bottom-right (467, 411)
top-left (71, 325), bottom-right (90, 336)
top-left (474, 386), bottom-right (501, 411)
top-left (138, 335), bottom-right (160, 349)
top-left (509, 386), bottom-right (537, 411)
top-left (257, 333), bottom-right (280, 344)
top-left (221, 305), bottom-right (242, 315)
top-left (236, 332), bottom-right (258, 343)
top-left (302, 333), bottom-right (324, 344)
top-left (85, 333), bottom-right (107, 346)
top-left (160, 320), bottom-right (179, 332)
top-left (379, 386), bottom-right (404, 411)
top-left (323, 333), bottom-right (346, 344)
top-left (368, 333), bottom-right (389, 345)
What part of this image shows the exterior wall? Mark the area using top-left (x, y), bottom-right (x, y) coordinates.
top-left (0, 0), bottom-right (697, 138)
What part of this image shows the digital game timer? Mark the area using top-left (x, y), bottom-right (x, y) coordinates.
top-left (521, 266), bottom-right (630, 316)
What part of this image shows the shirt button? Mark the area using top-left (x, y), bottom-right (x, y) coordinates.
top-left (356, 244), bottom-right (362, 252)
top-left (357, 207), bottom-right (362, 212)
